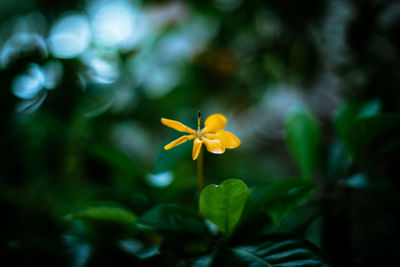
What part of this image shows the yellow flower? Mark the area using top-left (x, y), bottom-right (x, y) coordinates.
top-left (161, 112), bottom-right (241, 160)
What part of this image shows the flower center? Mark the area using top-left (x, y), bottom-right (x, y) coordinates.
top-left (195, 111), bottom-right (203, 138)
top-left (195, 129), bottom-right (204, 139)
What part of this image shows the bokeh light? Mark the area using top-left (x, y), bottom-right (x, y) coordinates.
top-left (12, 63), bottom-right (45, 99)
top-left (48, 13), bottom-right (91, 58)
top-left (88, 0), bottom-right (139, 49)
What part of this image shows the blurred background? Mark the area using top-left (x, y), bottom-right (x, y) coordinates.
top-left (1, 0), bottom-right (400, 266)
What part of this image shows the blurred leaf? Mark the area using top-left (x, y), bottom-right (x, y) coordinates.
top-left (212, 234), bottom-right (330, 266)
top-left (355, 99), bottom-right (381, 119)
top-left (213, 248), bottom-right (272, 267)
top-left (340, 173), bottom-right (400, 196)
top-left (153, 139), bottom-right (191, 173)
top-left (80, 88), bottom-right (115, 118)
top-left (88, 144), bottom-right (143, 176)
top-left (69, 206), bottom-right (137, 225)
top-left (244, 179), bottom-right (315, 227)
top-left (335, 100), bottom-right (380, 137)
top-left (334, 101), bottom-right (400, 159)
top-left (338, 114), bottom-right (400, 158)
top-left (159, 232), bottom-right (212, 258)
top-left (191, 255), bottom-right (213, 267)
top-left (323, 142), bottom-right (351, 182)
top-left (266, 187), bottom-right (315, 228)
top-left (335, 101), bottom-right (365, 139)
top-left (136, 204), bottom-right (207, 234)
top-left (199, 179), bottom-right (251, 236)
top-left (341, 173), bottom-right (370, 189)
top-left (119, 239), bottom-right (158, 259)
top-left (1, 33), bottom-right (48, 68)
top-left (284, 108), bottom-right (321, 179)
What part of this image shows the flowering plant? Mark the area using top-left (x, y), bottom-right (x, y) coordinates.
top-left (161, 112), bottom-right (240, 160)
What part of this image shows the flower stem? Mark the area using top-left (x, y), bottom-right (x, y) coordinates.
top-left (197, 147), bottom-right (204, 193)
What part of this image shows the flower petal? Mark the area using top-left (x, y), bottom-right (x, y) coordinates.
top-left (214, 130), bottom-right (241, 149)
top-left (202, 113), bottom-right (227, 133)
top-left (164, 135), bottom-right (194, 150)
top-left (202, 137), bottom-right (225, 154)
top-left (161, 118), bottom-right (196, 134)
top-left (192, 138), bottom-right (203, 160)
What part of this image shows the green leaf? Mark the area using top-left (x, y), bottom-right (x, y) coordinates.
top-left (199, 179), bottom-right (251, 236)
top-left (136, 204), bottom-right (207, 233)
top-left (245, 179), bottom-right (315, 227)
top-left (69, 206), bottom-right (137, 225)
top-left (212, 234), bottom-right (330, 266)
top-left (284, 108), bottom-right (321, 180)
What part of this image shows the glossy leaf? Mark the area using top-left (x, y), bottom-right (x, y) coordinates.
top-left (284, 108), bottom-right (321, 180)
top-left (212, 234), bottom-right (330, 266)
top-left (69, 206), bottom-right (137, 225)
top-left (199, 179), bottom-right (251, 236)
top-left (136, 204), bottom-right (207, 233)
top-left (245, 179), bottom-right (315, 227)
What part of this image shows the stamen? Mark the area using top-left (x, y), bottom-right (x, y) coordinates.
top-left (197, 111), bottom-right (201, 131)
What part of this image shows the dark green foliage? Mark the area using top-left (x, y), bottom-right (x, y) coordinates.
top-left (136, 204), bottom-right (208, 234)
top-left (212, 234), bottom-right (329, 267)
top-left (133, 179), bottom-right (329, 266)
top-left (245, 179), bottom-right (315, 227)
